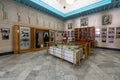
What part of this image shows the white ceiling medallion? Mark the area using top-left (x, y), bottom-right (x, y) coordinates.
top-left (66, 0), bottom-right (74, 4)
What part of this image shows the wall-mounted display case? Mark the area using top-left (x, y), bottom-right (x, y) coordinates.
top-left (13, 25), bottom-right (33, 54)
top-left (75, 27), bottom-right (95, 42)
top-left (34, 28), bottom-right (49, 51)
top-left (13, 25), bottom-right (49, 54)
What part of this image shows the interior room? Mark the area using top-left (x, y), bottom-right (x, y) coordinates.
top-left (0, 0), bottom-right (120, 80)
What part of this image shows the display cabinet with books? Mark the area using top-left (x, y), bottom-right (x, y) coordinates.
top-left (75, 27), bottom-right (95, 42)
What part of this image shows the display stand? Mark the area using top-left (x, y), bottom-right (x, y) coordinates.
top-left (47, 42), bottom-right (83, 65)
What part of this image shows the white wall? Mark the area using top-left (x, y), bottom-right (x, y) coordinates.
top-left (64, 8), bottom-right (120, 49)
top-left (0, 0), bottom-right (64, 53)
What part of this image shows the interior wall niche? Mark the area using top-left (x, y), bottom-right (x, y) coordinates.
top-left (16, 7), bottom-right (21, 22)
top-left (36, 30), bottom-right (44, 48)
top-left (28, 16), bottom-right (31, 24)
top-left (1, 2), bottom-right (8, 20)
top-left (34, 28), bottom-right (49, 50)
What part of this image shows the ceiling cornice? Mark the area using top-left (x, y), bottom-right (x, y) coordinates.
top-left (14, 0), bottom-right (119, 20)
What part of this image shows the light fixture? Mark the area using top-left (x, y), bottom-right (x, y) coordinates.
top-left (66, 0), bottom-right (74, 4)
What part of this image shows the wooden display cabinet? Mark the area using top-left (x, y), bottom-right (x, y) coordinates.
top-left (13, 25), bottom-right (34, 54)
top-left (13, 25), bottom-right (50, 54)
top-left (74, 27), bottom-right (95, 43)
top-left (33, 28), bottom-right (49, 51)
top-left (75, 28), bottom-right (79, 41)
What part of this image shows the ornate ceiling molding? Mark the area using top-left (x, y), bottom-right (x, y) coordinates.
top-left (14, 0), bottom-right (119, 20)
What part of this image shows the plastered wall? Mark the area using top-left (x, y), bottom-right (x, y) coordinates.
top-left (0, 0), bottom-right (64, 53)
top-left (64, 8), bottom-right (120, 49)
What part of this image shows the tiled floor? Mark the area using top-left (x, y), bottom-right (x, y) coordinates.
top-left (0, 48), bottom-right (120, 80)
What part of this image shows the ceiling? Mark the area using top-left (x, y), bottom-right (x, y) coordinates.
top-left (14, 0), bottom-right (120, 20)
top-left (56, 0), bottom-right (79, 6)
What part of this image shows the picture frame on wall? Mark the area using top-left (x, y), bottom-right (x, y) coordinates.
top-left (102, 15), bottom-right (112, 25)
top-left (50, 31), bottom-right (55, 42)
top-left (1, 28), bottom-right (10, 33)
top-left (68, 23), bottom-right (72, 29)
top-left (108, 27), bottom-right (114, 43)
top-left (0, 28), bottom-right (10, 40)
top-left (101, 28), bottom-right (107, 42)
top-left (81, 17), bottom-right (88, 26)
top-left (116, 27), bottom-right (120, 39)
top-left (20, 27), bottom-right (30, 50)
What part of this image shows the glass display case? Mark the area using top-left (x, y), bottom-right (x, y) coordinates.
top-left (47, 42), bottom-right (83, 65)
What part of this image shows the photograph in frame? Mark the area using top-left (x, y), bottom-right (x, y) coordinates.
top-left (1, 28), bottom-right (10, 40)
top-left (102, 15), bottom-right (112, 25)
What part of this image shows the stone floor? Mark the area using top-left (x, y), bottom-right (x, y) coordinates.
top-left (0, 48), bottom-right (120, 80)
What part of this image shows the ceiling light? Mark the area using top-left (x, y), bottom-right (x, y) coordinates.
top-left (66, 0), bottom-right (74, 4)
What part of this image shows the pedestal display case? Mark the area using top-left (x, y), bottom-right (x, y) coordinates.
top-left (47, 42), bottom-right (83, 65)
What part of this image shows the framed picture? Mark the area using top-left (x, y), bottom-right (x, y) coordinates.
top-left (20, 27), bottom-right (30, 50)
top-left (36, 30), bottom-right (44, 48)
top-left (108, 27), bottom-right (114, 43)
top-left (68, 23), bottom-right (72, 29)
top-left (102, 15), bottom-right (112, 25)
top-left (81, 17), bottom-right (88, 26)
top-left (1, 28), bottom-right (10, 33)
top-left (50, 31), bottom-right (55, 42)
top-left (101, 28), bottom-right (107, 42)
top-left (116, 27), bottom-right (120, 39)
top-left (0, 28), bottom-right (10, 40)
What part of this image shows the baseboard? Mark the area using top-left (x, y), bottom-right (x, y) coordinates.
top-left (0, 51), bottom-right (13, 56)
top-left (95, 47), bottom-right (120, 51)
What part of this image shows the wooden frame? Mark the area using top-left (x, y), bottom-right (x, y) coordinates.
top-left (74, 27), bottom-right (95, 42)
top-left (49, 29), bottom-right (56, 42)
top-left (13, 25), bottom-right (50, 54)
top-left (81, 17), bottom-right (88, 26)
top-left (102, 14), bottom-right (112, 25)
top-left (33, 28), bottom-right (49, 51)
top-left (13, 25), bottom-right (33, 54)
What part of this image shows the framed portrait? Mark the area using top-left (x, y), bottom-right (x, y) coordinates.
top-left (68, 23), bottom-right (72, 29)
top-left (102, 15), bottom-right (112, 25)
top-left (81, 17), bottom-right (88, 26)
top-left (1, 28), bottom-right (10, 40)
